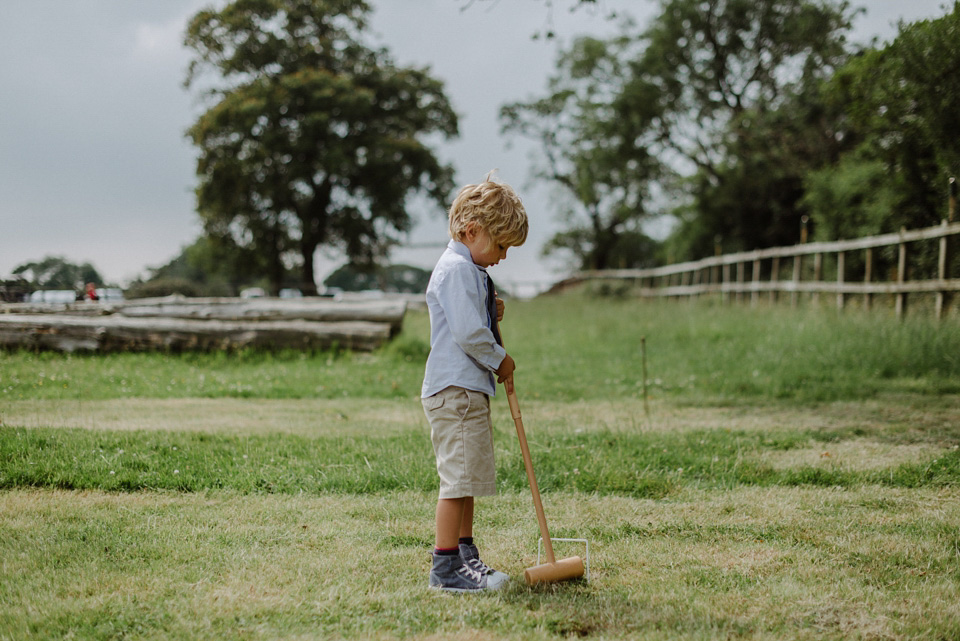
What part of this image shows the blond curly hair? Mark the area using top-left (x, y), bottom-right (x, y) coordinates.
top-left (448, 171), bottom-right (528, 248)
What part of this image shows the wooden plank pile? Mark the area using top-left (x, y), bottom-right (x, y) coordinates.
top-left (0, 295), bottom-right (408, 353)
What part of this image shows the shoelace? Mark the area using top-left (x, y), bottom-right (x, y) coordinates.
top-left (465, 557), bottom-right (493, 575)
top-left (456, 564), bottom-right (484, 583)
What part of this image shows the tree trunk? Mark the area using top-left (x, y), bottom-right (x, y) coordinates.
top-left (267, 225), bottom-right (285, 297)
top-left (589, 204), bottom-right (610, 270)
top-left (299, 239), bottom-right (318, 296)
top-left (297, 182), bottom-right (331, 296)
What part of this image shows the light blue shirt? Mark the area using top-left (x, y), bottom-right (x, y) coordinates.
top-left (421, 240), bottom-right (507, 398)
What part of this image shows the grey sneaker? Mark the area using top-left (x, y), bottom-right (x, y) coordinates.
top-left (459, 543), bottom-right (510, 588)
top-left (429, 552), bottom-right (506, 593)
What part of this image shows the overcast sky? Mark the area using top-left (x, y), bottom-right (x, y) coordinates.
top-left (0, 0), bottom-right (951, 295)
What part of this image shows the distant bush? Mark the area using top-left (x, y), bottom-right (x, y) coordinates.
top-left (325, 263), bottom-right (431, 293)
top-left (125, 275), bottom-right (238, 298)
top-left (125, 278), bottom-right (204, 299)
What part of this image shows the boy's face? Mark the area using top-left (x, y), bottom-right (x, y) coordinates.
top-left (463, 223), bottom-right (509, 268)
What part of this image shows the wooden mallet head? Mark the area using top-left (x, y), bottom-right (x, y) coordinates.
top-left (523, 555), bottom-right (585, 585)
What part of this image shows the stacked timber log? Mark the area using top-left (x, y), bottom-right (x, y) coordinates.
top-left (0, 295), bottom-right (409, 353)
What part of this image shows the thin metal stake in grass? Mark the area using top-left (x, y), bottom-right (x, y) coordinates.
top-left (641, 335), bottom-right (650, 422)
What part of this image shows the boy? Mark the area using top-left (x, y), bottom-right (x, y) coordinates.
top-left (421, 172), bottom-right (529, 592)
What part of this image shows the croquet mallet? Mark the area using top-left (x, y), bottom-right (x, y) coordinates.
top-left (503, 373), bottom-right (586, 585)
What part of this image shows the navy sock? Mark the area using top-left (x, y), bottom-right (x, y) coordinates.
top-left (458, 537), bottom-right (474, 546)
top-left (434, 547), bottom-right (459, 556)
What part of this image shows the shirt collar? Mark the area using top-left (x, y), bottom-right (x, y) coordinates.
top-left (448, 240), bottom-right (488, 273)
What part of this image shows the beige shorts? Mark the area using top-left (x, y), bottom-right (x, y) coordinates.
top-left (422, 386), bottom-right (496, 499)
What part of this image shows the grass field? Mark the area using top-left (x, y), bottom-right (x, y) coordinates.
top-left (2, 294), bottom-right (959, 640)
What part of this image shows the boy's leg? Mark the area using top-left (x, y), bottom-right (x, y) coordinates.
top-left (460, 496), bottom-right (474, 539)
top-left (432, 496), bottom-right (506, 591)
top-left (425, 388), bottom-right (506, 591)
top-left (453, 496), bottom-right (509, 585)
top-left (435, 497), bottom-right (466, 549)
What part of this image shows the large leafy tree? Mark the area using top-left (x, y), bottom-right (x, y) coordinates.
top-left (504, 0), bottom-right (857, 268)
top-left (795, 5), bottom-right (960, 281)
top-left (808, 4), bottom-right (960, 238)
top-left (634, 0), bottom-right (857, 259)
top-left (501, 33), bottom-right (664, 270)
top-left (634, 0), bottom-right (855, 178)
top-left (184, 0), bottom-right (458, 295)
top-left (665, 75), bottom-right (854, 259)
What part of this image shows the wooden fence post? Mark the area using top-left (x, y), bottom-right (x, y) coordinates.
top-left (864, 247), bottom-right (873, 311)
top-left (751, 258), bottom-right (761, 307)
top-left (812, 253), bottom-right (823, 306)
top-left (791, 255), bottom-right (801, 308)
top-left (641, 336), bottom-right (650, 419)
top-left (896, 227), bottom-right (908, 320)
top-left (736, 261), bottom-right (745, 303)
top-left (722, 263), bottom-right (731, 304)
top-left (936, 220), bottom-right (947, 320)
top-left (837, 251), bottom-right (845, 311)
top-left (951, 176), bottom-right (957, 222)
top-left (795, 216), bottom-right (808, 308)
top-left (770, 256), bottom-right (780, 303)
top-left (938, 178), bottom-right (956, 320)
top-left (712, 235), bottom-right (722, 296)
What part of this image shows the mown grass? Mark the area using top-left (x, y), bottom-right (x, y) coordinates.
top-left (2, 487), bottom-right (959, 640)
top-left (2, 294), bottom-right (960, 640)
top-left (2, 423), bottom-right (958, 498)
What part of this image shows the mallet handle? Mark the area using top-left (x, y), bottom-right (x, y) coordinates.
top-left (506, 378), bottom-right (556, 565)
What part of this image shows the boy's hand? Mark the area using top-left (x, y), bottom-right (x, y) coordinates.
top-left (496, 353), bottom-right (515, 384)
top-left (495, 297), bottom-right (505, 321)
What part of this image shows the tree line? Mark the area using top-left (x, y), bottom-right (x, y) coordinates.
top-left (504, 0), bottom-right (960, 274)
top-left (181, 0), bottom-right (955, 291)
top-left (14, 0), bottom-right (958, 298)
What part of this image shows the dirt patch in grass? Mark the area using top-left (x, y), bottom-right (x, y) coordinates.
top-left (0, 397), bottom-right (428, 436)
top-left (5, 395), bottom-right (957, 438)
top-left (753, 439), bottom-right (943, 471)
top-left (498, 395), bottom-right (960, 441)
